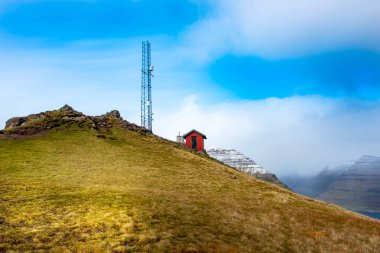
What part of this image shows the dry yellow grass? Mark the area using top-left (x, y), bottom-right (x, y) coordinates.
top-left (1, 125), bottom-right (380, 252)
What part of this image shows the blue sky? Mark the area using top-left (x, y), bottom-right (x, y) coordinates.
top-left (209, 51), bottom-right (380, 99)
top-left (0, 1), bottom-right (205, 40)
top-left (1, 0), bottom-right (380, 175)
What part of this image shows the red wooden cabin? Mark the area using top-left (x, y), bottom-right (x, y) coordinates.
top-left (183, 129), bottom-right (207, 151)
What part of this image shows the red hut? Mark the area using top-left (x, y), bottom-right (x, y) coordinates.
top-left (183, 129), bottom-right (207, 151)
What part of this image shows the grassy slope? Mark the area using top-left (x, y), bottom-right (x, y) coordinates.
top-left (1, 125), bottom-right (380, 252)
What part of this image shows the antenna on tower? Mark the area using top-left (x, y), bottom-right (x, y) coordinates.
top-left (141, 41), bottom-right (153, 132)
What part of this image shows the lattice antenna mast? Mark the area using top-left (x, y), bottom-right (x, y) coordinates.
top-left (141, 41), bottom-right (153, 132)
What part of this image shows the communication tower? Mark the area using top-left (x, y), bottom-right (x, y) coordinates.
top-left (141, 41), bottom-right (153, 131)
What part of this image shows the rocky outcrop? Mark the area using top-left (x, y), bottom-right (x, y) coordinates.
top-left (60, 104), bottom-right (75, 112)
top-left (2, 105), bottom-right (150, 135)
top-left (255, 173), bottom-right (289, 187)
top-left (5, 105), bottom-right (84, 129)
top-left (5, 117), bottom-right (26, 129)
top-left (102, 110), bottom-right (121, 119)
top-left (207, 149), bottom-right (288, 188)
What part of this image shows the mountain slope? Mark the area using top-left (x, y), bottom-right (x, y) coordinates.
top-left (207, 148), bottom-right (288, 188)
top-left (1, 107), bottom-right (380, 252)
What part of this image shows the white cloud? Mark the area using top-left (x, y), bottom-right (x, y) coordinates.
top-left (182, 0), bottom-right (380, 61)
top-left (154, 95), bottom-right (380, 176)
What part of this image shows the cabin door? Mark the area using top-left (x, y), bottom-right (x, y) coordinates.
top-left (191, 136), bottom-right (197, 150)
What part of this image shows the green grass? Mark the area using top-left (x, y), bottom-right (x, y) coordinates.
top-left (1, 124), bottom-right (380, 252)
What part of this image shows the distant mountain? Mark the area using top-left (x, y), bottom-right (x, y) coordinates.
top-left (283, 156), bottom-right (380, 213)
top-left (207, 149), bottom-right (288, 188)
top-left (319, 156), bottom-right (380, 212)
top-left (308, 161), bottom-right (353, 197)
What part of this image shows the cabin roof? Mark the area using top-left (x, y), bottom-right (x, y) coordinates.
top-left (182, 129), bottom-right (207, 139)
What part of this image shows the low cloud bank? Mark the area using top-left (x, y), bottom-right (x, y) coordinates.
top-left (155, 95), bottom-right (380, 176)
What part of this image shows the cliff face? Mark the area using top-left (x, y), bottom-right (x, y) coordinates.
top-left (207, 149), bottom-right (288, 188)
top-left (319, 156), bottom-right (380, 212)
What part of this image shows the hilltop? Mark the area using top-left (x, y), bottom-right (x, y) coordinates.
top-left (1, 106), bottom-right (380, 252)
top-left (2, 104), bottom-right (149, 136)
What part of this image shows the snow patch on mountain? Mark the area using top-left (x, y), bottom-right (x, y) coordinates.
top-left (207, 148), bottom-right (270, 175)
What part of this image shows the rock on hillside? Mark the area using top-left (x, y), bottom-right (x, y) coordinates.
top-left (319, 156), bottom-right (380, 212)
top-left (207, 149), bottom-right (288, 188)
top-left (2, 105), bottom-right (149, 135)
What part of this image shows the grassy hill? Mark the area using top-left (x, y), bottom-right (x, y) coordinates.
top-left (1, 107), bottom-right (380, 252)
